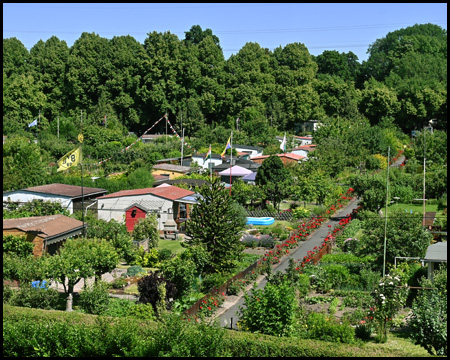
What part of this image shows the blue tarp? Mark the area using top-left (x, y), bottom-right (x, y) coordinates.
top-left (31, 280), bottom-right (48, 289)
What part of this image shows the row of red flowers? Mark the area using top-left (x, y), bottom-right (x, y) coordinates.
top-left (255, 187), bottom-right (356, 273)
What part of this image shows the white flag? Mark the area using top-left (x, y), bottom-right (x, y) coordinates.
top-left (280, 132), bottom-right (286, 152)
top-left (28, 118), bottom-right (38, 128)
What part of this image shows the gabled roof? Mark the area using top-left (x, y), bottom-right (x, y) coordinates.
top-left (97, 185), bottom-right (194, 201)
top-left (3, 215), bottom-right (85, 239)
top-left (4, 183), bottom-right (107, 199)
top-left (125, 201), bottom-right (164, 212)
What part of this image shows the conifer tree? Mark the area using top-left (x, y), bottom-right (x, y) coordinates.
top-left (185, 178), bottom-right (245, 273)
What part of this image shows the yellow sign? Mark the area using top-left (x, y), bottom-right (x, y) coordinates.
top-left (57, 147), bottom-right (81, 172)
top-left (78, 133), bottom-right (84, 143)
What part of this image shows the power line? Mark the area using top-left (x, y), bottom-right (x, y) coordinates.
top-left (4, 20), bottom-right (446, 37)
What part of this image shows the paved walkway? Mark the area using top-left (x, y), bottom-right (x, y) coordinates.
top-left (48, 268), bottom-right (127, 293)
top-left (214, 197), bottom-right (360, 330)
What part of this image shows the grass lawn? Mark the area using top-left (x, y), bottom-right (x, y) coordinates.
top-left (388, 202), bottom-right (439, 214)
top-left (157, 239), bottom-right (186, 255)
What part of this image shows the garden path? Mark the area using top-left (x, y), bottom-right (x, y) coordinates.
top-left (215, 197), bottom-right (360, 330)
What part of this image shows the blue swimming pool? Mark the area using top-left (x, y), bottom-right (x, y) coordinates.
top-left (246, 217), bottom-right (275, 225)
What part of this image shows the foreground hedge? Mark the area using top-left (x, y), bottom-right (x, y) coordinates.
top-left (3, 305), bottom-right (432, 357)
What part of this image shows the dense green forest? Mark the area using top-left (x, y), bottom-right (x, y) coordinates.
top-left (3, 23), bottom-right (447, 191)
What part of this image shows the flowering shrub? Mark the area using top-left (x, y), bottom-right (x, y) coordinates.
top-left (370, 273), bottom-right (409, 342)
top-left (197, 291), bottom-right (226, 319)
top-left (292, 207), bottom-right (310, 220)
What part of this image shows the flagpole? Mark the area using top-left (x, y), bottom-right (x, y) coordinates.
top-left (81, 110), bottom-right (85, 237)
top-left (229, 131), bottom-right (233, 195)
top-left (38, 109), bottom-right (41, 144)
top-left (209, 144), bottom-right (212, 182)
top-left (382, 146), bottom-right (390, 277)
top-left (181, 128), bottom-right (185, 166)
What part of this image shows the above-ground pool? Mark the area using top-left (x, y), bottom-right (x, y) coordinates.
top-left (246, 217), bottom-right (275, 225)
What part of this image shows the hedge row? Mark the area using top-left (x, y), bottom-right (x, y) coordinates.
top-left (3, 304), bottom-right (432, 357)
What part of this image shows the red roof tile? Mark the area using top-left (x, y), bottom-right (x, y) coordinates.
top-left (97, 185), bottom-right (194, 201)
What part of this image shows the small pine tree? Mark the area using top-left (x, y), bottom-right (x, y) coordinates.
top-left (185, 178), bottom-right (245, 273)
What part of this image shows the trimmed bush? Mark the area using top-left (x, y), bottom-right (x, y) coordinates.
top-left (10, 285), bottom-right (60, 310)
top-left (305, 312), bottom-right (355, 344)
top-left (79, 281), bottom-right (110, 315)
top-left (126, 265), bottom-right (144, 276)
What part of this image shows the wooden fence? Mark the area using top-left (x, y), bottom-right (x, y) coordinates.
top-left (246, 210), bottom-right (293, 221)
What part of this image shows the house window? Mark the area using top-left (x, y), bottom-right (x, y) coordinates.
top-left (179, 203), bottom-right (187, 218)
top-left (131, 209), bottom-right (137, 217)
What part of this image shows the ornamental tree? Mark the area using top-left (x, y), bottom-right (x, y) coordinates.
top-left (370, 271), bottom-right (409, 342)
top-left (185, 177), bottom-right (245, 273)
top-left (354, 209), bottom-right (432, 273)
top-left (46, 237), bottom-right (119, 311)
top-left (255, 154), bottom-right (291, 211)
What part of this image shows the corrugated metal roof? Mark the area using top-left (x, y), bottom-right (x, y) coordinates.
top-left (125, 199), bottom-right (166, 211)
top-left (424, 242), bottom-right (447, 262)
top-left (3, 215), bottom-right (84, 239)
top-left (19, 183), bottom-right (106, 198)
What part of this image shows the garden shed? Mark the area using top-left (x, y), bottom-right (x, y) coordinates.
top-left (96, 185), bottom-right (200, 233)
top-left (3, 215), bottom-right (85, 257)
top-left (3, 183), bottom-right (107, 215)
top-left (421, 241), bottom-right (447, 280)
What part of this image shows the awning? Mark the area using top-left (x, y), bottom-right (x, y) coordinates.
top-left (218, 165), bottom-right (253, 176)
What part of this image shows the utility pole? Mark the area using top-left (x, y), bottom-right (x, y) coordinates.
top-left (423, 127), bottom-right (426, 226)
top-left (229, 131), bottom-right (233, 196)
top-left (81, 110), bottom-right (85, 236)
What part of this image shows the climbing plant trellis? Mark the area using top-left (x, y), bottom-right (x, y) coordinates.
top-left (85, 114), bottom-right (198, 169)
